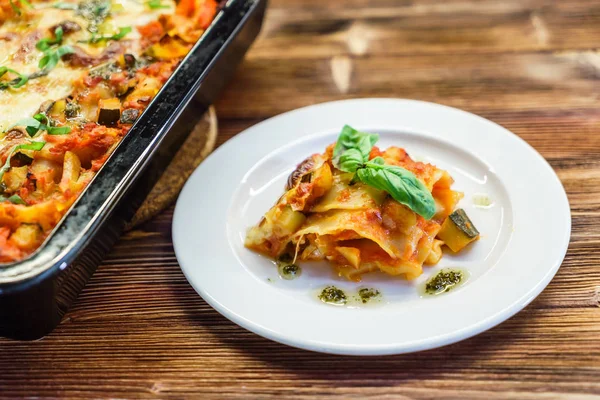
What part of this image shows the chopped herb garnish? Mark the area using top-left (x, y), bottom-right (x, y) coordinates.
top-left (46, 125), bottom-right (72, 135)
top-left (0, 194), bottom-right (27, 205)
top-left (9, 0), bottom-right (31, 15)
top-left (9, 0), bottom-right (21, 14)
top-left (146, 0), bottom-right (170, 9)
top-left (0, 141), bottom-right (45, 182)
top-left (36, 26), bottom-right (64, 51)
top-left (81, 26), bottom-right (132, 44)
top-left (38, 45), bottom-right (75, 72)
top-left (0, 67), bottom-right (28, 90)
top-left (12, 114), bottom-right (71, 137)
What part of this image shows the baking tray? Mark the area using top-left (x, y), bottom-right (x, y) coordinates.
top-left (0, 0), bottom-right (266, 340)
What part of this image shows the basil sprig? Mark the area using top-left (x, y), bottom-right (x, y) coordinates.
top-left (333, 125), bottom-right (378, 170)
top-left (12, 113), bottom-right (71, 136)
top-left (0, 141), bottom-right (45, 182)
top-left (332, 125), bottom-right (436, 220)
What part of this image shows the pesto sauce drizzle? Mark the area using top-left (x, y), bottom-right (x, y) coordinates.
top-left (425, 268), bottom-right (463, 295)
top-left (278, 263), bottom-right (301, 280)
top-left (77, 0), bottom-right (111, 33)
top-left (318, 286), bottom-right (347, 305)
top-left (276, 254), bottom-right (301, 280)
top-left (357, 288), bottom-right (381, 304)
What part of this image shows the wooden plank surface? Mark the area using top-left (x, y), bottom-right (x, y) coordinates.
top-left (1, 0), bottom-right (600, 398)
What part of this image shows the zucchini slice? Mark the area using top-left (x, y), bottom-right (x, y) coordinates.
top-left (97, 98), bottom-right (121, 126)
top-left (437, 208), bottom-right (479, 252)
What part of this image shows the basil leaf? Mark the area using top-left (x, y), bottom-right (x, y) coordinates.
top-left (17, 141), bottom-right (46, 151)
top-left (9, 0), bottom-right (21, 15)
top-left (84, 26), bottom-right (131, 44)
top-left (12, 117), bottom-right (41, 129)
top-left (12, 116), bottom-right (42, 136)
top-left (368, 156), bottom-right (385, 166)
top-left (11, 114), bottom-right (70, 136)
top-left (38, 52), bottom-right (53, 70)
top-left (33, 113), bottom-right (48, 124)
top-left (0, 67), bottom-right (28, 90)
top-left (9, 0), bottom-right (32, 16)
top-left (56, 44), bottom-right (75, 57)
top-left (9, 70), bottom-right (29, 88)
top-left (0, 194), bottom-right (27, 205)
top-left (46, 125), bottom-right (71, 135)
top-left (146, 0), bottom-right (170, 9)
top-left (36, 26), bottom-right (64, 51)
top-left (337, 148), bottom-right (364, 173)
top-left (332, 125), bottom-right (378, 168)
top-left (39, 45), bottom-right (74, 71)
top-left (111, 26), bottom-right (132, 40)
top-left (357, 161), bottom-right (436, 219)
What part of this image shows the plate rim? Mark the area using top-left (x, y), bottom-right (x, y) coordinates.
top-left (173, 98), bottom-right (571, 355)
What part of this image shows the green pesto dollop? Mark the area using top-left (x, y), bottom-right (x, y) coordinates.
top-left (425, 269), bottom-right (463, 295)
top-left (276, 254), bottom-right (302, 280)
top-left (318, 286), bottom-right (347, 305)
top-left (358, 288), bottom-right (381, 304)
top-left (278, 263), bottom-right (302, 280)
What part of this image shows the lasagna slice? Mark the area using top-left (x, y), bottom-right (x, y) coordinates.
top-left (245, 127), bottom-right (479, 281)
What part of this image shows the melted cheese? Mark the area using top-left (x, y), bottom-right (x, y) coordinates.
top-left (295, 210), bottom-right (399, 260)
top-left (0, 67), bottom-right (82, 131)
top-left (312, 174), bottom-right (386, 213)
top-left (0, 0), bottom-right (176, 131)
top-left (245, 143), bottom-right (471, 281)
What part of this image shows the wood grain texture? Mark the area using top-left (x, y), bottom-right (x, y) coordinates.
top-left (1, 0), bottom-right (600, 398)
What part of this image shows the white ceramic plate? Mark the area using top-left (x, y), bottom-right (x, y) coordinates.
top-left (173, 99), bottom-right (570, 355)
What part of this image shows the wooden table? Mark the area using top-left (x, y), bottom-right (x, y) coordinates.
top-left (2, 0), bottom-right (600, 398)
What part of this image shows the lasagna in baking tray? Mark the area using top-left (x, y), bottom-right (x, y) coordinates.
top-left (0, 0), bottom-right (218, 262)
top-left (245, 125), bottom-right (480, 281)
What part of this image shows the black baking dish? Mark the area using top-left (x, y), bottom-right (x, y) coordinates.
top-left (0, 0), bottom-right (266, 340)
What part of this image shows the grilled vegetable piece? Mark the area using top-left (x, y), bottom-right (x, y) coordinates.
top-left (437, 208), bottom-right (479, 252)
top-left (10, 224), bottom-right (42, 250)
top-left (285, 154), bottom-right (333, 212)
top-left (120, 108), bottom-right (139, 124)
top-left (245, 204), bottom-right (306, 258)
top-left (97, 98), bottom-right (121, 126)
top-left (2, 166), bottom-right (27, 192)
top-left (64, 100), bottom-right (80, 118)
top-left (49, 99), bottom-right (67, 119)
